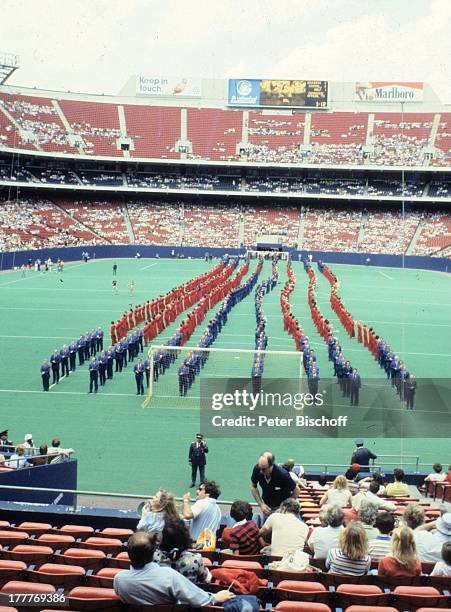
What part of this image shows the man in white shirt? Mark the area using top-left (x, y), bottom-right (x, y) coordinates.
top-left (308, 505), bottom-right (344, 559)
top-left (352, 482), bottom-right (396, 512)
top-left (182, 480), bottom-right (222, 541)
top-left (259, 498), bottom-right (308, 557)
top-left (424, 463), bottom-right (447, 483)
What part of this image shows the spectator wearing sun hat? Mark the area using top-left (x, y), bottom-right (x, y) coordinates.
top-left (23, 434), bottom-right (38, 457)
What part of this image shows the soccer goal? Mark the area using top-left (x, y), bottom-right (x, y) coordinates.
top-left (246, 250), bottom-right (289, 261)
top-left (142, 344), bottom-right (305, 409)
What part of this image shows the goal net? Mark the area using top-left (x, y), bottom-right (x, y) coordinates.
top-left (142, 344), bottom-right (305, 409)
top-left (247, 250), bottom-right (289, 261)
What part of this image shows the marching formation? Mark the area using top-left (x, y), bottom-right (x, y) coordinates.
top-left (305, 260), bottom-right (361, 406)
top-left (320, 262), bottom-right (416, 409)
top-left (38, 256), bottom-right (416, 411)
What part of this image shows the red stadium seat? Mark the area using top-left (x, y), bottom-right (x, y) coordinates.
top-left (16, 522), bottom-right (52, 535)
top-left (393, 586), bottom-right (449, 609)
top-left (54, 547), bottom-right (106, 571)
top-left (82, 536), bottom-right (123, 554)
top-left (275, 603), bottom-right (332, 612)
top-left (0, 561), bottom-right (27, 588)
top-left (67, 586), bottom-right (122, 611)
top-left (0, 531), bottom-right (28, 547)
top-left (0, 607), bottom-right (19, 612)
top-left (274, 580), bottom-right (329, 604)
top-left (268, 569), bottom-right (323, 586)
top-left (107, 551), bottom-right (130, 569)
top-left (345, 608), bottom-right (398, 612)
top-left (220, 559), bottom-right (265, 577)
top-left (0, 580), bottom-right (55, 594)
top-left (27, 562), bottom-right (85, 588)
top-left (87, 567), bottom-right (122, 588)
top-left (2, 544), bottom-right (53, 564)
top-left (36, 533), bottom-right (75, 550)
top-left (98, 527), bottom-right (133, 542)
top-left (335, 584), bottom-right (388, 607)
top-left (57, 524), bottom-right (95, 539)
top-left (218, 552), bottom-right (262, 563)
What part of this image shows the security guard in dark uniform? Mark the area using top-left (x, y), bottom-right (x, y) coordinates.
top-left (351, 438), bottom-right (377, 472)
top-left (188, 433), bottom-right (209, 487)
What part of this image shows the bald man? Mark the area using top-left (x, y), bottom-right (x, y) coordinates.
top-left (250, 451), bottom-right (295, 516)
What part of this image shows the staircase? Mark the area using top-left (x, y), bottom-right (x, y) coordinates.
top-left (296, 209), bottom-right (306, 249)
top-left (117, 105), bottom-right (130, 159)
top-left (237, 211), bottom-right (245, 247)
top-left (405, 219), bottom-right (424, 255)
top-left (357, 209), bottom-right (368, 246)
top-left (122, 203), bottom-right (135, 244)
top-left (52, 200), bottom-right (108, 243)
top-left (53, 100), bottom-right (84, 155)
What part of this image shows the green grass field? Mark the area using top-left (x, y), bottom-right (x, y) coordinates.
top-left (0, 257), bottom-right (449, 501)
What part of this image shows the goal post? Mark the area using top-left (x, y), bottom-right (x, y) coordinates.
top-left (142, 344), bottom-right (305, 409)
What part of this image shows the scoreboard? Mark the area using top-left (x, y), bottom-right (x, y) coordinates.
top-left (228, 79), bottom-right (328, 108)
top-left (260, 80), bottom-right (328, 108)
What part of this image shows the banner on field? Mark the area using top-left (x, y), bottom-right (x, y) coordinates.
top-left (354, 82), bottom-right (424, 102)
top-left (136, 75), bottom-right (202, 97)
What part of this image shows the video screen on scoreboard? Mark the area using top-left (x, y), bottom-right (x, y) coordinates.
top-left (260, 79), bottom-right (328, 108)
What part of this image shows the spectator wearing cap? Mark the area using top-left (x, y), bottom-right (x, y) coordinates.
top-left (351, 439), bottom-right (377, 472)
top-left (0, 429), bottom-right (13, 453)
top-left (23, 434), bottom-right (37, 457)
top-left (385, 468), bottom-right (410, 497)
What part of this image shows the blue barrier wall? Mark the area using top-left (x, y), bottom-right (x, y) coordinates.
top-left (0, 459), bottom-right (77, 505)
top-left (1, 244), bottom-right (448, 273)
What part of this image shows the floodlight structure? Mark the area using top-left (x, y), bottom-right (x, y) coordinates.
top-left (0, 52), bottom-right (20, 85)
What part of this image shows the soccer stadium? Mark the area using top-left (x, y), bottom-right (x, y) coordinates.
top-left (0, 2), bottom-right (450, 609)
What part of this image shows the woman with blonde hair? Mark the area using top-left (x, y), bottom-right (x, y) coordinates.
top-left (326, 522), bottom-right (370, 575)
top-left (320, 475), bottom-right (352, 508)
top-left (378, 526), bottom-right (421, 577)
top-left (137, 488), bottom-right (180, 533)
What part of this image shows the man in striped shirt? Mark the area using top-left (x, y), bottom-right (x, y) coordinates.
top-left (369, 512), bottom-right (395, 561)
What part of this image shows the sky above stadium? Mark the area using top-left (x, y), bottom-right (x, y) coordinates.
top-left (1, 0), bottom-right (450, 101)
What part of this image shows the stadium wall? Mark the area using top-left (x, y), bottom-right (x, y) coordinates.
top-left (0, 459), bottom-right (77, 505)
top-left (1, 245), bottom-right (449, 272)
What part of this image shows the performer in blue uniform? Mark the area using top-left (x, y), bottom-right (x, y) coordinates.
top-left (50, 350), bottom-right (61, 385)
top-left (88, 357), bottom-right (99, 393)
top-left (134, 358), bottom-right (145, 395)
top-left (41, 359), bottom-right (51, 391)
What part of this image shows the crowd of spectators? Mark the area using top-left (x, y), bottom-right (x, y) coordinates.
top-left (102, 449), bottom-right (451, 607)
top-left (0, 196), bottom-right (449, 256)
top-left (0, 197), bottom-right (101, 250)
top-left (0, 430), bottom-right (73, 469)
